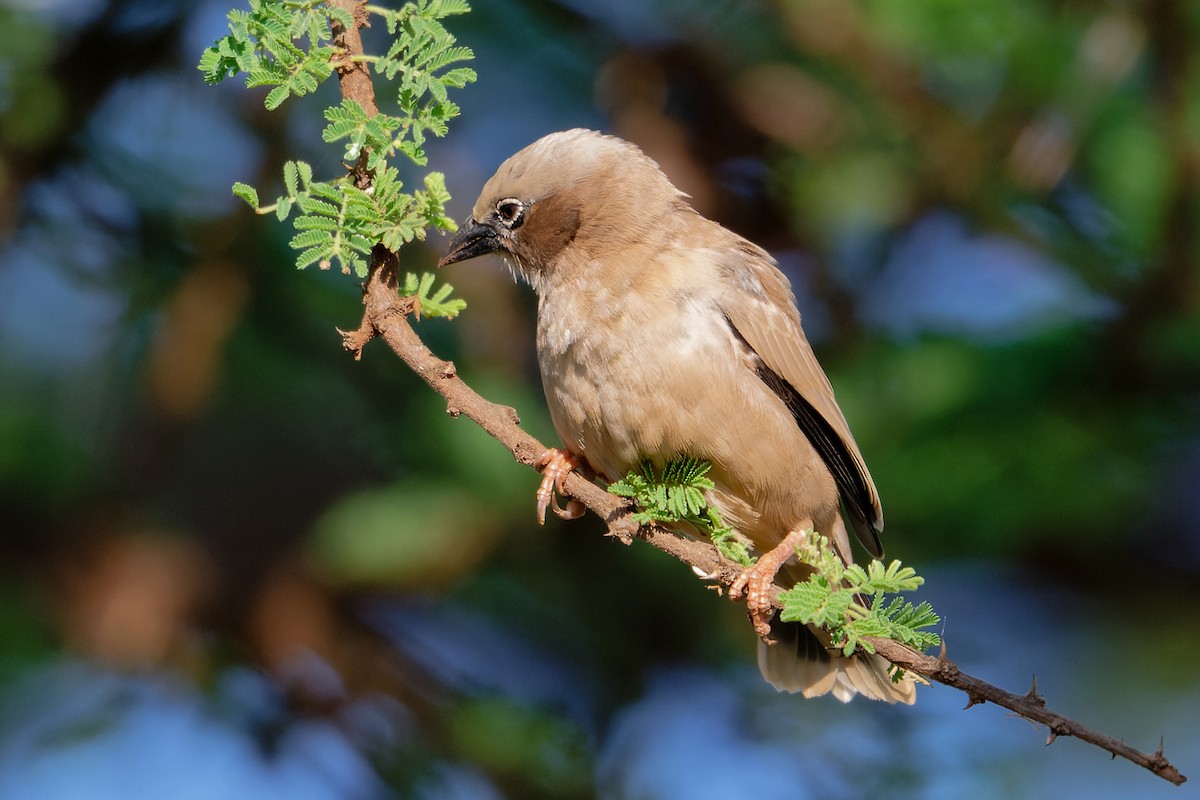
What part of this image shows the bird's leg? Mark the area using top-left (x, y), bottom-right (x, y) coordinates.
top-left (730, 528), bottom-right (808, 641)
top-left (534, 448), bottom-right (586, 525)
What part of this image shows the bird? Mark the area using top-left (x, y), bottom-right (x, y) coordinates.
top-left (438, 129), bottom-right (917, 703)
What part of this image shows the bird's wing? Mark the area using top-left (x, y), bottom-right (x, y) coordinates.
top-left (714, 239), bottom-right (884, 557)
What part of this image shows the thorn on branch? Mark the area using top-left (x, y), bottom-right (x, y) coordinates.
top-left (604, 514), bottom-right (639, 546)
top-left (1026, 674), bottom-right (1045, 705)
top-left (338, 322), bottom-right (375, 360)
top-left (1045, 723), bottom-right (1069, 746)
top-left (605, 521), bottom-right (637, 545)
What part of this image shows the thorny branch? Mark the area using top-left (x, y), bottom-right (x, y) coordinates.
top-left (327, 0), bottom-right (1187, 788)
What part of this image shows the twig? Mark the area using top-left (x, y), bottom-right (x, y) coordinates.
top-left (326, 1), bottom-right (1187, 787)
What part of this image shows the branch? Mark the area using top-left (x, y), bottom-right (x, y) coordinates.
top-left (864, 642), bottom-right (1186, 785)
top-left (327, 3), bottom-right (1187, 788)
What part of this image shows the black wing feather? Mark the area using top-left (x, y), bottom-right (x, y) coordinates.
top-left (725, 315), bottom-right (884, 557)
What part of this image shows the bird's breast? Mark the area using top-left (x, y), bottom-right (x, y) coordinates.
top-left (535, 274), bottom-right (749, 481)
top-left (531, 254), bottom-right (840, 552)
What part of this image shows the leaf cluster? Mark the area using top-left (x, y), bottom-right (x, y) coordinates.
top-left (402, 271), bottom-right (466, 319)
top-left (600, 457), bottom-right (943, 658)
top-left (609, 456), bottom-right (753, 566)
top-left (200, 0), bottom-right (473, 303)
top-left (199, 0), bottom-right (340, 110)
top-left (235, 161), bottom-right (456, 280)
top-left (778, 533), bottom-right (942, 658)
top-left (354, 0), bottom-right (477, 167)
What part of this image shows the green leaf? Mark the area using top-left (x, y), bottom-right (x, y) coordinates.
top-left (283, 160), bottom-right (299, 197)
top-left (246, 66), bottom-right (285, 88)
top-left (401, 272), bottom-right (467, 319)
top-left (347, 253), bottom-right (369, 277)
top-left (322, 98), bottom-right (368, 141)
top-left (710, 524), bottom-right (753, 567)
top-left (778, 532), bottom-right (942, 657)
top-left (289, 229), bottom-right (331, 249)
top-left (440, 66), bottom-right (477, 88)
top-left (293, 214), bottom-right (339, 231)
top-left (295, 244), bottom-right (332, 269)
top-left (610, 456), bottom-right (753, 566)
top-left (779, 579), bottom-right (855, 629)
top-left (327, 6), bottom-right (355, 28)
top-left (427, 0), bottom-right (472, 18)
top-left (295, 196), bottom-right (340, 218)
top-left (232, 182), bottom-right (259, 208)
top-left (264, 84), bottom-right (290, 110)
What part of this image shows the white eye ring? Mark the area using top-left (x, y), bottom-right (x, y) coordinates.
top-left (495, 197), bottom-right (526, 229)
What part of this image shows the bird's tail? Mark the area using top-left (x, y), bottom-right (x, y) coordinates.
top-left (757, 617), bottom-right (919, 704)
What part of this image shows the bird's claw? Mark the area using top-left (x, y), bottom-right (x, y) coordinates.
top-left (730, 567), bottom-right (775, 641)
top-left (535, 449), bottom-right (586, 525)
top-left (729, 528), bottom-right (808, 643)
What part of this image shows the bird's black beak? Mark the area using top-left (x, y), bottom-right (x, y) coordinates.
top-left (438, 218), bottom-right (502, 268)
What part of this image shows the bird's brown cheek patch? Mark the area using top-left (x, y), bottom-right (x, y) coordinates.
top-left (521, 193), bottom-right (582, 265)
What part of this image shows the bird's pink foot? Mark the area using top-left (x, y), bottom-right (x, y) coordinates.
top-left (535, 449), bottom-right (586, 525)
top-left (730, 528), bottom-right (808, 641)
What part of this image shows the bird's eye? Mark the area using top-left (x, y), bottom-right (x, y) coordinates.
top-left (495, 197), bottom-right (525, 229)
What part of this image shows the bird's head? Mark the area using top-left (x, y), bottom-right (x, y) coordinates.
top-left (437, 129), bottom-right (684, 288)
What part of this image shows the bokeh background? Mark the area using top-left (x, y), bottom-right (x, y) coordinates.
top-left (1, 0), bottom-right (1198, 797)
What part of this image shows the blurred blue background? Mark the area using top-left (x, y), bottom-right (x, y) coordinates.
top-left (0, 0), bottom-right (1197, 797)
